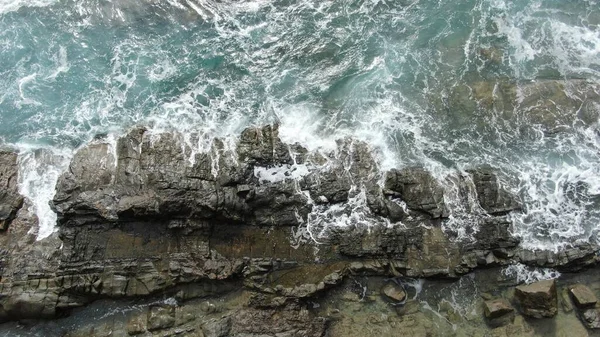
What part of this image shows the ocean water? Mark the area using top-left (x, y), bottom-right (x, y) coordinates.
top-left (1, 0), bottom-right (599, 251)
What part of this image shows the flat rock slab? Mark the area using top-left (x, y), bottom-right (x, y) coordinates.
top-left (515, 279), bottom-right (557, 318)
top-left (570, 284), bottom-right (598, 309)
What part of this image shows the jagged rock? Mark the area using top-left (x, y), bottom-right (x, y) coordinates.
top-left (381, 282), bottom-right (406, 303)
top-left (237, 124), bottom-right (293, 166)
top-left (0, 151), bottom-right (24, 231)
top-left (515, 280), bottom-right (558, 318)
top-left (384, 168), bottom-right (446, 218)
top-left (582, 308), bottom-right (600, 329)
top-left (570, 284), bottom-right (598, 309)
top-left (147, 306), bottom-right (176, 331)
top-left (468, 168), bottom-right (520, 215)
top-left (0, 124), bottom-right (530, 325)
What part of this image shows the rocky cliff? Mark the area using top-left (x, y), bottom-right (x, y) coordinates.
top-left (0, 124), bottom-right (599, 336)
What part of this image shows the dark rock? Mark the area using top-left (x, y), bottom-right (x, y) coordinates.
top-left (384, 168), bottom-right (446, 218)
top-left (570, 284), bottom-right (598, 308)
top-left (468, 168), bottom-right (520, 215)
top-left (381, 282), bottom-right (406, 303)
top-left (0, 151), bottom-right (24, 231)
top-left (515, 280), bottom-right (557, 318)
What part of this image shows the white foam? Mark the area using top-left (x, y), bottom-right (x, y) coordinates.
top-left (254, 164), bottom-right (310, 184)
top-left (502, 263), bottom-right (561, 284)
top-left (17, 145), bottom-right (72, 241)
top-left (0, 0), bottom-right (56, 15)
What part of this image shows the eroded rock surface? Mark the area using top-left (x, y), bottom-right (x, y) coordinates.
top-left (0, 124), bottom-right (597, 336)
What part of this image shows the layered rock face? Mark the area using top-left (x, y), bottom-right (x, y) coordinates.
top-left (0, 124), bottom-right (599, 335)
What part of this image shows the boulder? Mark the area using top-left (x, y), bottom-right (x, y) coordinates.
top-left (483, 299), bottom-right (514, 319)
top-left (515, 279), bottom-right (558, 318)
top-left (483, 298), bottom-right (515, 328)
top-left (570, 284), bottom-right (598, 309)
top-left (381, 282), bottom-right (406, 303)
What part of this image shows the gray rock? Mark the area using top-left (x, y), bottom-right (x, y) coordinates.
top-left (147, 306), bottom-right (176, 331)
top-left (127, 313), bottom-right (147, 335)
top-left (515, 280), bottom-right (557, 318)
top-left (582, 308), bottom-right (600, 329)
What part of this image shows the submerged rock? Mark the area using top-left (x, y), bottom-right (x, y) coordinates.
top-left (515, 279), bottom-right (558, 318)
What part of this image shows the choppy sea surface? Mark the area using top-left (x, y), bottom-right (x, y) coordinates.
top-left (1, 0), bottom-right (600, 250)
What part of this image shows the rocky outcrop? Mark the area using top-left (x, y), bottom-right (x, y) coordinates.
top-left (0, 124), bottom-right (597, 335)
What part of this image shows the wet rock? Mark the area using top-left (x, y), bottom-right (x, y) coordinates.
top-left (468, 168), bottom-right (520, 215)
top-left (0, 151), bottom-right (24, 231)
top-left (147, 306), bottom-right (176, 331)
top-left (582, 308), bottom-right (600, 329)
top-left (515, 279), bottom-right (558, 318)
top-left (384, 168), bottom-right (446, 218)
top-left (381, 282), bottom-right (406, 303)
top-left (570, 284), bottom-right (598, 309)
top-left (237, 124), bottom-right (292, 166)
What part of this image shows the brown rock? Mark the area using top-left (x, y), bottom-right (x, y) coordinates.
top-left (381, 282), bottom-right (406, 303)
top-left (515, 279), bottom-right (557, 318)
top-left (484, 299), bottom-right (514, 319)
top-left (570, 284), bottom-right (598, 308)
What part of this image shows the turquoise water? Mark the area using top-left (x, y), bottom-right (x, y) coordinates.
top-left (1, 0), bottom-right (600, 249)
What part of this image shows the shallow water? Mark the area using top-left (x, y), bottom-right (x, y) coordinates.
top-left (1, 0), bottom-right (599, 249)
